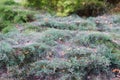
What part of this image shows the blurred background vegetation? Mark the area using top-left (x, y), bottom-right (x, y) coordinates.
top-left (23, 0), bottom-right (120, 16)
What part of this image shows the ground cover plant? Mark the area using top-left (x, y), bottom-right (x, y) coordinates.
top-left (0, 0), bottom-right (120, 80)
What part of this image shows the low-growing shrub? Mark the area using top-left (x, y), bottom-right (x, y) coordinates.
top-left (2, 25), bottom-right (17, 33)
top-left (86, 54), bottom-right (110, 73)
top-left (38, 15), bottom-right (96, 30)
top-left (65, 47), bottom-right (93, 58)
top-left (73, 32), bottom-right (111, 47)
top-left (28, 52), bottom-right (111, 80)
top-left (24, 24), bottom-right (47, 32)
top-left (0, 29), bottom-right (119, 80)
top-left (97, 45), bottom-right (120, 68)
top-left (113, 15), bottom-right (120, 23)
top-left (0, 41), bottom-right (14, 67)
top-left (37, 29), bottom-right (72, 46)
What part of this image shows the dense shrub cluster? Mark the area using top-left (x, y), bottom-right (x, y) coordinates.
top-left (0, 1), bottom-right (120, 79)
top-left (0, 28), bottom-right (120, 79)
top-left (26, 13), bottom-right (120, 34)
